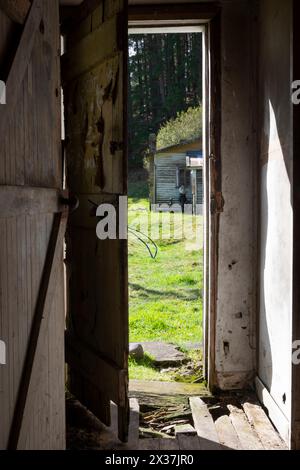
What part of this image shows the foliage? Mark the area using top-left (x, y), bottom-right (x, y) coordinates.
top-left (128, 33), bottom-right (202, 168)
top-left (128, 354), bottom-right (173, 382)
top-left (157, 106), bottom-right (202, 150)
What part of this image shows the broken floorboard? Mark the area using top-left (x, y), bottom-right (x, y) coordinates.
top-left (129, 380), bottom-right (210, 408)
top-left (137, 396), bottom-right (287, 451)
top-left (66, 391), bottom-right (288, 450)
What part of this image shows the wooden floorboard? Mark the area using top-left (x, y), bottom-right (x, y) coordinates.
top-left (242, 401), bottom-right (287, 450)
top-left (138, 438), bottom-right (160, 450)
top-left (67, 390), bottom-right (288, 450)
top-left (215, 415), bottom-right (242, 450)
top-left (130, 380), bottom-right (209, 397)
top-left (128, 398), bottom-right (140, 448)
top-left (178, 435), bottom-right (201, 450)
top-left (159, 438), bottom-right (180, 450)
top-left (189, 397), bottom-right (221, 449)
top-left (228, 404), bottom-right (264, 450)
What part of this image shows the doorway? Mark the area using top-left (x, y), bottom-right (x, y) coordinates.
top-left (62, 0), bottom-right (221, 448)
top-left (127, 17), bottom-right (208, 440)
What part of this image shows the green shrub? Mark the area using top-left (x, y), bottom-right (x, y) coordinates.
top-left (157, 106), bottom-right (202, 150)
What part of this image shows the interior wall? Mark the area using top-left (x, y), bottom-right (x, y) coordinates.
top-left (213, 0), bottom-right (257, 390)
top-left (257, 0), bottom-right (293, 444)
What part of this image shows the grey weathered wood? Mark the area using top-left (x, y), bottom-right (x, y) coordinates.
top-left (128, 4), bottom-right (221, 22)
top-left (61, 15), bottom-right (118, 84)
top-left (228, 404), bottom-right (264, 450)
top-left (255, 376), bottom-right (289, 445)
top-left (0, 0), bottom-right (64, 450)
top-left (109, 401), bottom-right (118, 436)
top-left (138, 438), bottom-right (160, 450)
top-left (189, 397), bottom-right (221, 448)
top-left (0, 0), bottom-right (30, 24)
top-left (242, 401), bottom-right (287, 450)
top-left (128, 398), bottom-right (140, 448)
top-left (60, 0), bottom-right (104, 35)
top-left (65, 331), bottom-right (127, 407)
top-left (0, 0), bottom-right (42, 137)
top-left (64, 0), bottom-right (128, 442)
top-left (7, 212), bottom-right (67, 449)
top-left (154, 150), bottom-right (203, 206)
top-left (175, 424), bottom-right (197, 436)
top-left (215, 415), bottom-right (242, 450)
top-left (0, 186), bottom-right (64, 217)
top-left (130, 380), bottom-right (209, 397)
top-left (159, 438), bottom-right (180, 450)
top-left (178, 434), bottom-right (201, 450)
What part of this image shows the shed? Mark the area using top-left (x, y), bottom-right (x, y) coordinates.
top-left (152, 139), bottom-right (203, 212)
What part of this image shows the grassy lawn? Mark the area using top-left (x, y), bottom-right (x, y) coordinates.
top-left (128, 175), bottom-right (204, 380)
top-left (128, 350), bottom-right (203, 383)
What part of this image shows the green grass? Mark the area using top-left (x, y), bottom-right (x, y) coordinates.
top-left (128, 354), bottom-right (173, 382)
top-left (128, 350), bottom-right (204, 383)
top-left (128, 177), bottom-right (203, 381)
top-left (128, 188), bottom-right (203, 342)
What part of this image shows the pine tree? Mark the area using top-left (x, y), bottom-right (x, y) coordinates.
top-left (128, 33), bottom-right (202, 168)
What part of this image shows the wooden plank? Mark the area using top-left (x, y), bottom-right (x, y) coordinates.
top-left (178, 435), bottom-right (201, 451)
top-left (208, 8), bottom-right (222, 390)
top-left (65, 331), bottom-right (126, 407)
top-left (64, 0), bottom-right (128, 444)
top-left (138, 438), bottom-right (160, 450)
top-left (227, 404), bottom-right (264, 450)
top-left (130, 380), bottom-right (210, 397)
top-left (159, 438), bottom-right (180, 450)
top-left (109, 401), bottom-right (118, 435)
top-left (214, 415), bottom-right (242, 450)
top-left (17, 212), bottom-right (66, 450)
top-left (0, 187), bottom-right (64, 217)
top-left (61, 15), bottom-right (118, 83)
top-left (60, 0), bottom-right (103, 35)
top-left (0, 0), bottom-right (64, 450)
top-left (128, 4), bottom-right (221, 22)
top-left (127, 398), bottom-right (139, 448)
top-left (7, 212), bottom-right (66, 449)
top-left (108, 399), bottom-right (138, 448)
top-left (0, 0), bottom-right (30, 24)
top-left (175, 424), bottom-right (197, 436)
top-left (82, 380), bottom-right (111, 427)
top-left (242, 401), bottom-right (287, 450)
top-left (0, 0), bottom-right (42, 137)
top-left (189, 397), bottom-right (221, 449)
top-left (255, 376), bottom-right (290, 445)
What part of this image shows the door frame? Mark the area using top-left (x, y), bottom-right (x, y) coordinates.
top-left (292, 0), bottom-right (300, 450)
top-left (128, 2), bottom-right (222, 391)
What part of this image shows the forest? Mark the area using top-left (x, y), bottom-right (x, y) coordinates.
top-left (128, 33), bottom-right (202, 168)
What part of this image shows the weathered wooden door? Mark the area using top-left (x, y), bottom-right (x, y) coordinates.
top-left (62, 0), bottom-right (129, 441)
top-left (0, 0), bottom-right (66, 449)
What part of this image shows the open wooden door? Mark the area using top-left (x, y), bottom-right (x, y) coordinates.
top-left (0, 0), bottom-right (66, 449)
top-left (61, 0), bottom-right (129, 441)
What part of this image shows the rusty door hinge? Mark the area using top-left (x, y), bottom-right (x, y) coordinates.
top-left (210, 192), bottom-right (224, 214)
